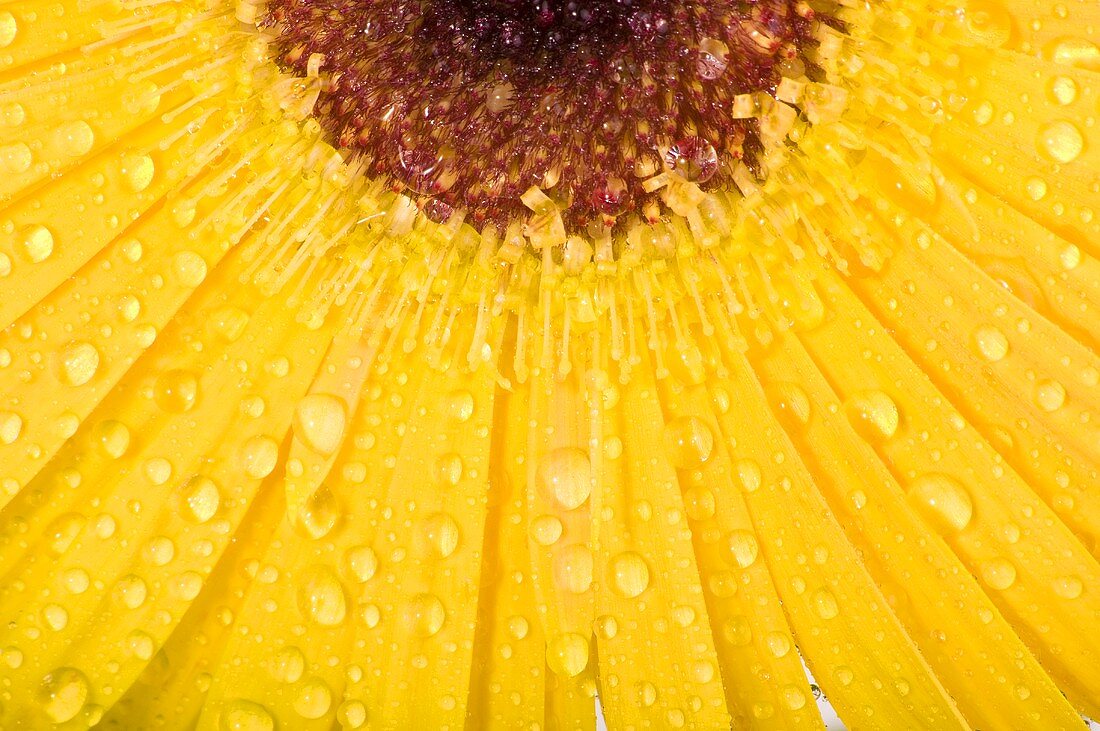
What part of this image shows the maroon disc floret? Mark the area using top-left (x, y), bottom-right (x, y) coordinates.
top-left (264, 0), bottom-right (826, 229)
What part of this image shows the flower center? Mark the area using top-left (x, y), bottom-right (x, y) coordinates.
top-left (265, 0), bottom-right (823, 229)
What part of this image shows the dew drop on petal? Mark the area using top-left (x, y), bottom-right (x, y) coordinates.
top-left (663, 416), bottom-right (714, 468)
top-left (971, 326), bottom-right (1009, 362)
top-left (0, 411), bottom-right (22, 444)
top-left (180, 475), bottom-right (220, 524)
top-left (1035, 379), bottom-right (1066, 411)
top-left (57, 341), bottom-right (99, 386)
top-left (294, 394), bottom-right (346, 455)
top-left (1052, 575), bottom-right (1083, 599)
top-left (219, 699), bottom-right (275, 731)
top-left (344, 545), bottom-right (379, 583)
top-left (241, 435), bottom-right (280, 478)
top-left (530, 515), bottom-right (563, 545)
top-left (406, 593), bottom-right (446, 637)
top-left (554, 544), bottom-right (594, 593)
top-left (296, 484), bottom-right (340, 539)
top-left (269, 646), bottom-right (306, 684)
top-left (1037, 121), bottom-right (1084, 164)
top-left (843, 390), bottom-right (900, 441)
top-left (610, 551), bottom-right (650, 598)
top-left (420, 512), bottom-right (460, 558)
top-left (297, 566), bottom-right (347, 626)
top-left (38, 667), bottom-right (89, 723)
top-left (723, 529), bottom-right (759, 568)
top-left (906, 473), bottom-right (973, 532)
top-left (538, 447), bottom-right (592, 509)
top-left (547, 633), bottom-right (590, 677)
top-left (18, 224), bottom-right (54, 263)
top-left (56, 121), bottom-right (95, 156)
top-left (294, 678), bottom-right (333, 719)
top-left (155, 369), bottom-right (199, 413)
top-left (981, 558), bottom-right (1017, 590)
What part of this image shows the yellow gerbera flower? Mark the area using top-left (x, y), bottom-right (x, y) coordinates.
top-left (0, 0), bottom-right (1096, 726)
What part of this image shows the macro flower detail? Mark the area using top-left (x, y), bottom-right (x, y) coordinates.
top-left (0, 0), bottom-right (1096, 727)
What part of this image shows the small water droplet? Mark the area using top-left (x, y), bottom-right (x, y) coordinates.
top-left (57, 341), bottom-right (99, 386)
top-left (530, 515), bottom-right (563, 545)
top-left (664, 137), bottom-right (718, 182)
top-left (57, 121), bottom-right (95, 157)
top-left (683, 486), bottom-right (716, 521)
top-left (433, 452), bottom-right (464, 487)
top-left (736, 459), bottom-right (762, 492)
top-left (296, 484), bottom-right (340, 539)
top-left (811, 587), bottom-right (839, 619)
top-left (47, 513), bottom-right (85, 555)
top-left (172, 250), bottom-right (208, 287)
top-left (338, 700), bottom-right (368, 729)
top-left (1048, 76), bottom-right (1078, 105)
top-left (0, 410), bottom-right (22, 444)
top-left (269, 646), bottom-right (306, 683)
top-left (1035, 379), bottom-right (1066, 411)
top-left (554, 544), bottom-right (594, 593)
top-left (0, 12), bottom-right (16, 48)
top-left (723, 529), bottom-right (760, 568)
top-left (120, 153), bottom-right (155, 192)
top-left (1052, 575), bottom-right (1083, 599)
top-left (445, 389), bottom-right (475, 422)
top-left (155, 369), bottom-right (199, 413)
top-left (610, 551), bottom-right (650, 597)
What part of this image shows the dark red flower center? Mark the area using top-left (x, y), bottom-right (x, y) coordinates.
top-left (265, 0), bottom-right (826, 229)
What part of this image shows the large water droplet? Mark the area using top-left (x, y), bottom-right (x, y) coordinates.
top-left (663, 416), bottom-right (714, 468)
top-left (294, 678), bottom-right (333, 719)
top-left (406, 593), bottom-right (446, 637)
top-left (538, 448), bottom-right (593, 510)
top-left (972, 326), bottom-right (1009, 362)
top-left (723, 529), bottom-right (760, 568)
top-left (38, 667), bottom-right (89, 723)
top-left (57, 341), bottom-right (99, 386)
top-left (180, 475), bottom-right (220, 523)
top-left (297, 484), bottom-right (340, 539)
top-left (220, 699), bottom-right (275, 731)
top-left (155, 369), bottom-right (199, 413)
top-left (57, 121), bottom-right (95, 156)
top-left (610, 551), bottom-right (650, 597)
top-left (843, 390), bottom-right (900, 441)
top-left (546, 633), bottom-right (590, 677)
top-left (907, 474), bottom-right (974, 532)
top-left (297, 566), bottom-right (347, 626)
top-left (241, 435), bottom-right (280, 478)
top-left (420, 513), bottom-right (460, 558)
top-left (1035, 379), bottom-right (1066, 411)
top-left (344, 545), bottom-right (378, 583)
top-left (18, 224), bottom-right (54, 263)
top-left (811, 587), bottom-right (839, 619)
top-left (981, 558), bottom-right (1017, 590)
top-left (1037, 121), bottom-right (1084, 163)
top-left (294, 394), bottom-right (346, 455)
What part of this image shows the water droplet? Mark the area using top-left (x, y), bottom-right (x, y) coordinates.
top-left (1037, 121), bottom-right (1084, 164)
top-left (172, 250), bottom-right (208, 287)
top-left (1035, 379), bottom-right (1066, 411)
top-left (0, 12), bottom-right (16, 48)
top-left (294, 678), bottom-right (332, 719)
top-left (18, 224), bottom-right (54, 263)
top-left (723, 529), bottom-right (760, 568)
top-left (433, 452), bottom-right (463, 486)
top-left (120, 153), bottom-right (155, 192)
top-left (638, 681), bottom-right (658, 707)
top-left (338, 700), bottom-right (367, 728)
top-left (57, 121), bottom-right (95, 156)
top-left (270, 646), bottom-right (306, 683)
top-left (843, 390), bottom-right (900, 441)
top-left (770, 382), bottom-right (811, 425)
top-left (47, 513), bottom-right (85, 555)
top-left (695, 37), bottom-right (729, 80)
top-left (664, 137), bottom-right (718, 182)
top-left (981, 558), bottom-right (1017, 590)
top-left (736, 459), bottom-right (762, 492)
top-left (663, 416), bottom-right (714, 468)
top-left (530, 515), bottom-right (563, 545)
top-left (211, 307), bottom-right (250, 342)
top-left (0, 142), bottom-right (30, 173)
top-left (538, 447), bottom-right (592, 510)
top-left (297, 566), bottom-right (347, 626)
top-left (297, 484), bottom-right (340, 539)
top-left (241, 435), bottom-right (279, 478)
top-left (907, 474), bottom-right (973, 532)
top-left (1048, 76), bottom-right (1078, 105)
top-left (344, 545), bottom-right (378, 583)
top-left (42, 603), bottom-right (68, 631)
top-left (294, 394), bottom-right (346, 455)
top-left (420, 513), bottom-right (460, 558)
top-left (610, 551), bottom-right (650, 597)
top-left (972, 326), bottom-right (1009, 362)
top-left (141, 536), bottom-right (175, 566)
top-left (1052, 575), bottom-right (1083, 599)
top-left (1025, 176), bottom-right (1048, 201)
top-left (180, 475), bottom-right (220, 523)
top-left (811, 587), bottom-right (839, 619)
top-left (722, 616), bottom-right (752, 646)
top-left (144, 457), bottom-right (173, 485)
top-left (547, 633), bottom-right (590, 677)
top-left (766, 631), bottom-right (791, 657)
top-left (127, 631), bottom-right (155, 660)
top-left (220, 699), bottom-right (275, 731)
top-left (445, 389), bottom-right (475, 422)
top-left (0, 410), bottom-right (22, 444)
top-left (683, 486), bottom-right (716, 521)
top-left (154, 369), bottom-right (199, 413)
top-left (406, 593), bottom-right (446, 637)
top-left (1059, 244), bottom-right (1081, 270)
top-left (57, 341), bottom-right (99, 386)
top-left (555, 544), bottom-right (594, 593)
top-left (38, 667), bottom-right (89, 723)
top-left (781, 685), bottom-right (807, 710)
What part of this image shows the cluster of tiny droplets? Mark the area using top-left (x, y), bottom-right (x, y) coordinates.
top-left (265, 0), bottom-right (827, 229)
